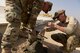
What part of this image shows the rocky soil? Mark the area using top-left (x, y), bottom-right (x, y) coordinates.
top-left (0, 31), bottom-right (80, 53)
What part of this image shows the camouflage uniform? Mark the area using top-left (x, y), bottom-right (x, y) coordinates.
top-left (51, 16), bottom-right (80, 53)
top-left (1, 0), bottom-right (44, 53)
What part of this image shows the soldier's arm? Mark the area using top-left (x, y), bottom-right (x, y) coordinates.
top-left (53, 17), bottom-right (77, 34)
top-left (63, 17), bottom-right (77, 34)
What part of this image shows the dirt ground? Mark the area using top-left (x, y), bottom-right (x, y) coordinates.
top-left (0, 31), bottom-right (80, 53)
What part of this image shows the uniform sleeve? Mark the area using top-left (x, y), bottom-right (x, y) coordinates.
top-left (27, 0), bottom-right (44, 29)
top-left (64, 17), bottom-right (77, 34)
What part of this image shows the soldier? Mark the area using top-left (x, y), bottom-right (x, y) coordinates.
top-left (47, 10), bottom-right (80, 53)
top-left (1, 0), bottom-right (53, 53)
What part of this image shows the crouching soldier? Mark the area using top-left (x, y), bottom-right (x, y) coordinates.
top-left (47, 10), bottom-right (80, 53)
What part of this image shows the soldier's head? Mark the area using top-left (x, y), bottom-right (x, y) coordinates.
top-left (53, 10), bottom-right (67, 23)
top-left (42, 1), bottom-right (53, 13)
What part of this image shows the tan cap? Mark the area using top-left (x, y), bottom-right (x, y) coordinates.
top-left (53, 10), bottom-right (65, 19)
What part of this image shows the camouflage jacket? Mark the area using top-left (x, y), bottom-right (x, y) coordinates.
top-left (6, 0), bottom-right (44, 29)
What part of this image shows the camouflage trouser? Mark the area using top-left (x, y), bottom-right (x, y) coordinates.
top-left (51, 33), bottom-right (79, 53)
top-left (1, 22), bottom-right (21, 49)
top-left (1, 0), bottom-right (21, 50)
top-left (67, 35), bottom-right (79, 52)
top-left (1, 0), bottom-right (43, 53)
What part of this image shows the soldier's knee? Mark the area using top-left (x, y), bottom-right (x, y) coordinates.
top-left (6, 17), bottom-right (20, 23)
top-left (6, 12), bottom-right (20, 23)
top-left (6, 12), bottom-right (15, 22)
top-left (67, 36), bottom-right (77, 52)
top-left (67, 36), bottom-right (75, 48)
